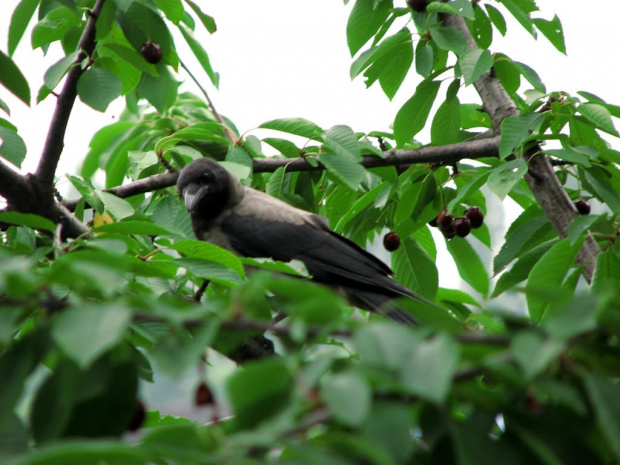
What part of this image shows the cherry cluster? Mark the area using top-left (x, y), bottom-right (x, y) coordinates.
top-left (430, 206), bottom-right (484, 239)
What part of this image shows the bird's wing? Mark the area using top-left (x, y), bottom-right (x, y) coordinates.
top-left (220, 189), bottom-right (412, 299)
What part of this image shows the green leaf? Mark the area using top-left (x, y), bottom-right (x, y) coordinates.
top-left (567, 214), bottom-right (600, 246)
top-left (392, 238), bottom-right (438, 300)
top-left (401, 334), bottom-right (460, 403)
top-left (334, 181), bottom-right (388, 232)
top-left (8, 0), bottom-right (40, 56)
top-left (51, 304), bottom-right (131, 368)
top-left (544, 148), bottom-right (591, 167)
top-left (262, 138), bottom-right (301, 157)
top-left (102, 43), bottom-right (158, 76)
top-left (430, 25), bottom-right (467, 54)
top-left (43, 50), bottom-right (80, 91)
top-left (0, 50), bottom-right (31, 105)
top-left (153, 0), bottom-right (183, 23)
top-left (498, 0), bottom-right (535, 36)
top-left (579, 103), bottom-right (619, 136)
top-left (362, 28), bottom-right (413, 100)
top-left (485, 4), bottom-right (506, 36)
top-left (583, 374), bottom-right (620, 462)
top-left (499, 113), bottom-right (544, 158)
top-left (525, 238), bottom-right (580, 322)
top-left (179, 24), bottom-right (219, 88)
top-left (324, 125), bottom-right (360, 160)
top-left (259, 118), bottom-right (324, 141)
top-left (355, 323), bottom-right (423, 370)
top-left (137, 66), bottom-right (179, 114)
top-left (446, 237), bottom-right (489, 297)
top-left (487, 158), bottom-right (528, 200)
top-left (0, 126), bottom-right (27, 167)
top-left (415, 40), bottom-right (433, 77)
top-left (459, 48), bottom-right (492, 85)
top-left (170, 239), bottom-right (245, 278)
top-left (533, 15), bottom-right (566, 54)
top-left (494, 213), bottom-right (549, 274)
top-left (584, 169), bottom-right (620, 214)
top-left (511, 330), bottom-right (564, 380)
top-left (346, 0), bottom-right (392, 56)
top-left (175, 258), bottom-right (241, 286)
top-left (321, 370), bottom-right (371, 427)
top-left (98, 192), bottom-right (135, 220)
top-left (93, 220), bottom-right (173, 236)
top-left (0, 212), bottom-right (55, 232)
top-left (319, 152), bottom-right (365, 190)
top-left (591, 249), bottom-right (620, 296)
top-left (394, 80), bottom-right (441, 146)
top-left (77, 68), bottom-right (122, 112)
top-left (16, 441), bottom-right (149, 465)
top-left (227, 357), bottom-right (293, 429)
top-left (185, 0), bottom-right (217, 33)
top-left (431, 96), bottom-right (461, 145)
top-left (266, 166), bottom-right (286, 198)
top-left (514, 61), bottom-right (546, 93)
top-left (426, 1), bottom-right (474, 19)
top-left (492, 240), bottom-right (556, 297)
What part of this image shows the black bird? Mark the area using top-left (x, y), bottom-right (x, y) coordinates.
top-left (177, 158), bottom-right (430, 325)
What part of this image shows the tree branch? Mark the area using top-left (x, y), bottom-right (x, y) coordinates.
top-left (0, 161), bottom-right (32, 207)
top-left (34, 0), bottom-right (107, 194)
top-left (62, 137), bottom-right (500, 210)
top-left (443, 12), bottom-right (599, 282)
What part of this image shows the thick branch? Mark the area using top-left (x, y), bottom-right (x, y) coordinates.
top-left (34, 0), bottom-right (107, 193)
top-left (63, 137), bottom-right (500, 210)
top-left (444, 12), bottom-right (599, 281)
top-left (0, 161), bottom-right (32, 207)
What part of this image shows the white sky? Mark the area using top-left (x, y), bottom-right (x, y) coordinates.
top-left (1, 0), bottom-right (619, 292)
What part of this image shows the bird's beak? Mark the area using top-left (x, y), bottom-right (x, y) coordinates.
top-left (182, 182), bottom-right (208, 211)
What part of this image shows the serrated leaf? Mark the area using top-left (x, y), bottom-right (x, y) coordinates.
top-left (485, 5), bottom-right (506, 36)
top-left (259, 118), bottom-right (324, 141)
top-left (324, 125), bottom-right (360, 160)
top-left (0, 211), bottom-right (56, 232)
top-left (262, 138), bottom-right (301, 158)
top-left (494, 214), bottom-right (549, 275)
top-left (346, 0), bottom-right (392, 56)
top-left (93, 220), bottom-right (173, 236)
top-left (266, 167), bottom-right (286, 198)
top-left (492, 239), bottom-right (556, 297)
top-left (567, 214), bottom-right (600, 246)
top-left (514, 61), bottom-right (545, 93)
top-left (0, 126), bottom-right (27, 167)
top-left (392, 238), bottom-right (438, 300)
top-left (401, 334), bottom-right (460, 404)
top-left (533, 15), bottom-right (566, 54)
top-left (591, 249), bottom-right (620, 296)
top-left (525, 238), bottom-right (580, 322)
top-left (334, 181), bottom-right (388, 232)
top-left (137, 66), bottom-right (178, 114)
top-left (319, 152), bottom-right (365, 190)
top-left (0, 50), bottom-right (31, 105)
top-left (498, 0), bottom-right (535, 36)
top-left (179, 24), bottom-right (219, 88)
top-left (584, 170), bottom-right (620, 214)
top-left (102, 43), bottom-right (158, 76)
top-left (579, 103), bottom-right (619, 136)
top-left (321, 371), bottom-right (371, 427)
top-left (170, 239), bottom-right (245, 278)
top-left (415, 40), bottom-right (433, 77)
top-left (583, 374), bottom-right (620, 462)
top-left (362, 28), bottom-right (413, 99)
top-left (511, 331), bottom-right (564, 380)
top-left (499, 113), bottom-right (544, 158)
top-left (487, 158), bottom-right (528, 200)
top-left (185, 0), bottom-right (217, 33)
top-left (77, 68), bottom-right (122, 112)
top-left (394, 80), bottom-right (441, 146)
top-left (430, 25), bottom-right (467, 54)
top-left (446, 237), bottom-right (489, 297)
top-left (52, 304), bottom-right (131, 368)
top-left (8, 0), bottom-right (39, 56)
top-left (431, 96), bottom-right (461, 145)
top-left (459, 48), bottom-right (492, 85)
top-left (43, 50), bottom-right (80, 91)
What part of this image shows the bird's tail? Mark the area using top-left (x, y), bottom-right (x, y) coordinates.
top-left (348, 289), bottom-right (419, 325)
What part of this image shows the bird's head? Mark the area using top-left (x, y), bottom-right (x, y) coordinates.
top-left (177, 158), bottom-right (243, 219)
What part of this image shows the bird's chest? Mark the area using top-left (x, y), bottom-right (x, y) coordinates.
top-left (197, 226), bottom-right (235, 253)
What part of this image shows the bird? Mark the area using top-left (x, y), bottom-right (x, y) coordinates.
top-left (177, 157), bottom-right (432, 325)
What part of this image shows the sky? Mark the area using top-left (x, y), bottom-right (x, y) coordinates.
top-left (1, 0), bottom-right (619, 291)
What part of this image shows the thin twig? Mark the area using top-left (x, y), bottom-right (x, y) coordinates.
top-left (180, 60), bottom-right (238, 144)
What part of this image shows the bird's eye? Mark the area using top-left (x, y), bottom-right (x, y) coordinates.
top-left (200, 172), bottom-right (212, 183)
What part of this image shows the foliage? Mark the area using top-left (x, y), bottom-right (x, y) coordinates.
top-left (1, 0), bottom-right (620, 464)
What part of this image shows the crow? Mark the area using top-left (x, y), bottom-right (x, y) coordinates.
top-left (177, 158), bottom-right (433, 325)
